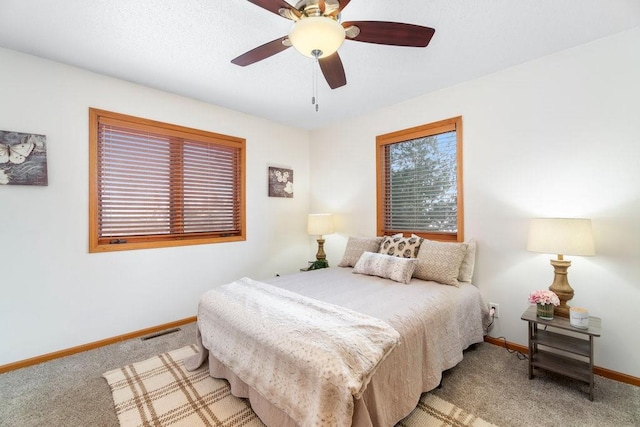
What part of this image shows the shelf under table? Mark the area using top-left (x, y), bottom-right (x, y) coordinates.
top-left (533, 329), bottom-right (591, 357)
top-left (531, 349), bottom-right (592, 383)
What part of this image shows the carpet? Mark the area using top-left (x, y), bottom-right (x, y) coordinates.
top-left (103, 346), bottom-right (497, 427)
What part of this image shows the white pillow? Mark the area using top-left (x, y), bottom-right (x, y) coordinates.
top-left (413, 240), bottom-right (467, 287)
top-left (353, 252), bottom-right (417, 284)
top-left (458, 238), bottom-right (477, 282)
top-left (338, 236), bottom-right (383, 267)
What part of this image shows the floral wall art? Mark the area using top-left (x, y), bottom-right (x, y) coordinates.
top-left (0, 130), bottom-right (48, 186)
top-left (268, 166), bottom-right (293, 198)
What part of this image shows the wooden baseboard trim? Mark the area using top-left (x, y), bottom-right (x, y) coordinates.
top-left (484, 335), bottom-right (529, 354)
top-left (592, 365), bottom-right (640, 386)
top-left (483, 335), bottom-right (640, 387)
top-left (0, 316), bottom-right (197, 374)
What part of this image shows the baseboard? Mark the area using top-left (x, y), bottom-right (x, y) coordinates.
top-left (484, 335), bottom-right (529, 354)
top-left (0, 316), bottom-right (197, 374)
top-left (483, 335), bottom-right (640, 387)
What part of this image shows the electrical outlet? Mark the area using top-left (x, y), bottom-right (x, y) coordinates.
top-left (489, 302), bottom-right (499, 318)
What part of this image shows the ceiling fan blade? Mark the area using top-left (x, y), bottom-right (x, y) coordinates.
top-left (342, 21), bottom-right (435, 47)
top-left (231, 36), bottom-right (291, 66)
top-left (319, 52), bottom-right (346, 89)
top-left (328, 0), bottom-right (351, 16)
top-left (247, 0), bottom-right (299, 19)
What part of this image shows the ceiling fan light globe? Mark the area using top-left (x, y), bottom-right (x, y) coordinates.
top-left (289, 16), bottom-right (345, 58)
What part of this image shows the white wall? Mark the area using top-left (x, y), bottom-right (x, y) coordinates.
top-left (0, 47), bottom-right (311, 366)
top-left (310, 28), bottom-right (640, 377)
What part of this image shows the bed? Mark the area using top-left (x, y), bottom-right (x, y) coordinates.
top-left (186, 236), bottom-right (490, 427)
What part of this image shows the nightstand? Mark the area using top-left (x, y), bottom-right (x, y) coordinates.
top-left (521, 305), bottom-right (601, 401)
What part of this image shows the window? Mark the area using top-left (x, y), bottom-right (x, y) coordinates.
top-left (376, 116), bottom-right (463, 242)
top-left (89, 108), bottom-right (245, 252)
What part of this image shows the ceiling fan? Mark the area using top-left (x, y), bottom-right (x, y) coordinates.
top-left (231, 0), bottom-right (436, 90)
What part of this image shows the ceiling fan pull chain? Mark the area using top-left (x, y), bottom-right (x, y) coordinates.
top-left (311, 58), bottom-right (316, 106)
top-left (314, 65), bottom-right (319, 111)
top-left (312, 49), bottom-right (321, 112)
top-left (315, 67), bottom-right (319, 112)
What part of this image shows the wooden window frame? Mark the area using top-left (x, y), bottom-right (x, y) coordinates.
top-left (89, 108), bottom-right (246, 253)
top-left (376, 116), bottom-right (464, 242)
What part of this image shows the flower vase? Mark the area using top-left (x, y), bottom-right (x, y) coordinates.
top-left (537, 303), bottom-right (554, 320)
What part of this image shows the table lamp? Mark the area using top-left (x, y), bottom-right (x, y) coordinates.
top-left (526, 218), bottom-right (595, 318)
top-left (307, 213), bottom-right (334, 268)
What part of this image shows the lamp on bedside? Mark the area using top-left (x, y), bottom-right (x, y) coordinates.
top-left (526, 218), bottom-right (595, 318)
top-left (307, 213), bottom-right (334, 268)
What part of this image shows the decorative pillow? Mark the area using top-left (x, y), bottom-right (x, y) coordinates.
top-left (338, 236), bottom-right (384, 267)
top-left (458, 238), bottom-right (477, 282)
top-left (413, 240), bottom-right (468, 286)
top-left (353, 252), bottom-right (417, 284)
top-left (378, 234), bottom-right (423, 258)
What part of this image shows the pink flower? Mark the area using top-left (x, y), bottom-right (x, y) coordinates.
top-left (528, 290), bottom-right (560, 306)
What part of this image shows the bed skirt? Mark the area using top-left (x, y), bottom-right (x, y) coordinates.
top-left (207, 351), bottom-right (377, 427)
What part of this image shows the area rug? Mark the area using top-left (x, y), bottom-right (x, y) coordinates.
top-left (104, 346), bottom-right (497, 427)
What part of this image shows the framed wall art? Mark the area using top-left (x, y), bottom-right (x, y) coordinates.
top-left (0, 129), bottom-right (48, 186)
top-left (268, 166), bottom-right (293, 198)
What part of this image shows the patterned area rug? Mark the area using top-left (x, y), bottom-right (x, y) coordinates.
top-left (103, 346), bottom-right (497, 427)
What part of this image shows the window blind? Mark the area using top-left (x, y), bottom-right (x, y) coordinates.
top-left (97, 123), bottom-right (241, 242)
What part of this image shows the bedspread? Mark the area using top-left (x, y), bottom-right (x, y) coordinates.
top-left (189, 277), bottom-right (400, 427)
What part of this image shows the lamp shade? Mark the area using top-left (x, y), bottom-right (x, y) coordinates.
top-left (289, 17), bottom-right (346, 58)
top-left (526, 218), bottom-right (595, 256)
top-left (307, 213), bottom-right (334, 236)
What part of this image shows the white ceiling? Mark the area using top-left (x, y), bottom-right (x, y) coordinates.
top-left (1, 1), bottom-right (639, 130)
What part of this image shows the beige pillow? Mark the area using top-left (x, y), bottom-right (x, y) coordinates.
top-left (413, 240), bottom-right (468, 286)
top-left (378, 234), bottom-right (423, 258)
top-left (458, 238), bottom-right (477, 282)
top-left (338, 236), bottom-right (383, 267)
top-left (353, 252), bottom-right (417, 284)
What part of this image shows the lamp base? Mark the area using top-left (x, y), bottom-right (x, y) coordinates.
top-left (549, 258), bottom-right (573, 318)
top-left (315, 237), bottom-right (326, 261)
top-left (553, 304), bottom-right (572, 318)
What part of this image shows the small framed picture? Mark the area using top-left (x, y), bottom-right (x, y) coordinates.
top-left (268, 166), bottom-right (293, 198)
top-left (0, 130), bottom-right (48, 186)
